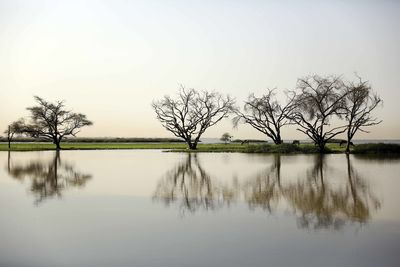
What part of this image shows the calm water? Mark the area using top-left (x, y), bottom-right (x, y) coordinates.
top-left (1, 150), bottom-right (399, 267)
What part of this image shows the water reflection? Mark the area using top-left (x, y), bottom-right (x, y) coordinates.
top-left (283, 155), bottom-right (380, 230)
top-left (153, 153), bottom-right (239, 214)
top-left (353, 154), bottom-right (400, 162)
top-left (155, 154), bottom-right (381, 230)
top-left (6, 151), bottom-right (92, 205)
top-left (344, 155), bottom-right (381, 221)
top-left (242, 154), bottom-right (282, 213)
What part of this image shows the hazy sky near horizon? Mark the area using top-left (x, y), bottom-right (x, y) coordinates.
top-left (1, 0), bottom-right (399, 140)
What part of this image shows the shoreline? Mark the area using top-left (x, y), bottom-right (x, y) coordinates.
top-left (1, 142), bottom-right (399, 154)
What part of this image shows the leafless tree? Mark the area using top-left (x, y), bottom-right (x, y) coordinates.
top-left (343, 77), bottom-right (382, 153)
top-left (220, 132), bottom-right (232, 144)
top-left (233, 89), bottom-right (296, 144)
top-left (152, 86), bottom-right (235, 149)
top-left (290, 75), bottom-right (348, 152)
top-left (21, 96), bottom-right (93, 150)
top-left (3, 119), bottom-right (25, 149)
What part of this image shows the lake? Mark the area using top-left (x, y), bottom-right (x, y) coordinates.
top-left (1, 150), bottom-right (399, 267)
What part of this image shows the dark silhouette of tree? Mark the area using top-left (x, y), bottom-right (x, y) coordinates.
top-left (343, 76), bottom-right (383, 153)
top-left (21, 96), bottom-right (93, 150)
top-left (152, 86), bottom-right (235, 149)
top-left (153, 153), bottom-right (238, 214)
top-left (291, 75), bottom-right (348, 152)
top-left (233, 89), bottom-right (296, 144)
top-left (3, 118), bottom-right (25, 149)
top-left (220, 132), bottom-right (232, 144)
top-left (6, 151), bottom-right (91, 205)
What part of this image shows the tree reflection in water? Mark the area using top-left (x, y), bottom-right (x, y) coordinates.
top-left (153, 153), bottom-right (239, 214)
top-left (242, 154), bottom-right (282, 213)
top-left (6, 151), bottom-right (92, 205)
top-left (283, 155), bottom-right (380, 230)
top-left (155, 153), bottom-right (381, 230)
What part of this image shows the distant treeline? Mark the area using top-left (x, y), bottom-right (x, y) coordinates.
top-left (231, 139), bottom-right (269, 143)
top-left (231, 139), bottom-right (356, 144)
top-left (0, 137), bottom-right (184, 143)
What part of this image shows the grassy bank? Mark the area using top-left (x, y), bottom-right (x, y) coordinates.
top-left (0, 137), bottom-right (183, 143)
top-left (172, 143), bottom-right (344, 153)
top-left (0, 143), bottom-right (187, 151)
top-left (0, 142), bottom-right (348, 153)
top-left (352, 143), bottom-right (400, 154)
top-left (1, 142), bottom-right (399, 154)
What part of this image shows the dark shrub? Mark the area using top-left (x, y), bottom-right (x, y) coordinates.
top-left (353, 143), bottom-right (400, 154)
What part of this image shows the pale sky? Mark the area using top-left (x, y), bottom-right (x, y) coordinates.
top-left (1, 0), bottom-right (399, 140)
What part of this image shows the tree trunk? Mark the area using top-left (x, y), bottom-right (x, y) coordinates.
top-left (345, 142), bottom-right (350, 154)
top-left (317, 140), bottom-right (326, 153)
top-left (7, 126), bottom-right (11, 149)
top-left (275, 132), bottom-right (282, 144)
top-left (274, 139), bottom-right (283, 145)
top-left (189, 142), bottom-right (197, 150)
top-left (53, 136), bottom-right (62, 150)
top-left (55, 140), bottom-right (61, 150)
top-left (186, 137), bottom-right (199, 150)
top-left (346, 132), bottom-right (352, 154)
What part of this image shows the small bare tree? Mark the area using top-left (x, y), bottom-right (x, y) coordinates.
top-left (343, 77), bottom-right (382, 153)
top-left (220, 132), bottom-right (232, 144)
top-left (152, 87), bottom-right (235, 149)
top-left (3, 119), bottom-right (25, 149)
top-left (291, 75), bottom-right (348, 152)
top-left (233, 89), bottom-right (296, 144)
top-left (22, 96), bottom-right (93, 150)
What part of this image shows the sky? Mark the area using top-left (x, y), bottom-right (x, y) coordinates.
top-left (0, 0), bottom-right (399, 140)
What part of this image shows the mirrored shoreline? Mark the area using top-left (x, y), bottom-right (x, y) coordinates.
top-left (153, 153), bottom-right (382, 230)
top-left (1, 150), bottom-right (399, 267)
top-left (4, 150), bottom-right (388, 230)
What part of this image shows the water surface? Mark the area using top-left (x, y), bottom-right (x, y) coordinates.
top-left (1, 150), bottom-right (399, 267)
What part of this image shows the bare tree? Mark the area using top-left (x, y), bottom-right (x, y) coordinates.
top-left (21, 96), bottom-right (93, 150)
top-left (233, 89), bottom-right (296, 144)
top-left (3, 119), bottom-right (25, 149)
top-left (343, 77), bottom-right (382, 153)
top-left (291, 75), bottom-right (348, 152)
top-left (220, 132), bottom-right (232, 144)
top-left (152, 86), bottom-right (235, 149)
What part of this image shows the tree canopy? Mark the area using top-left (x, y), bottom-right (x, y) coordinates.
top-left (152, 87), bottom-right (235, 149)
top-left (233, 89), bottom-right (296, 144)
top-left (21, 96), bottom-right (93, 149)
top-left (343, 77), bottom-right (382, 152)
top-left (290, 75), bottom-right (349, 152)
